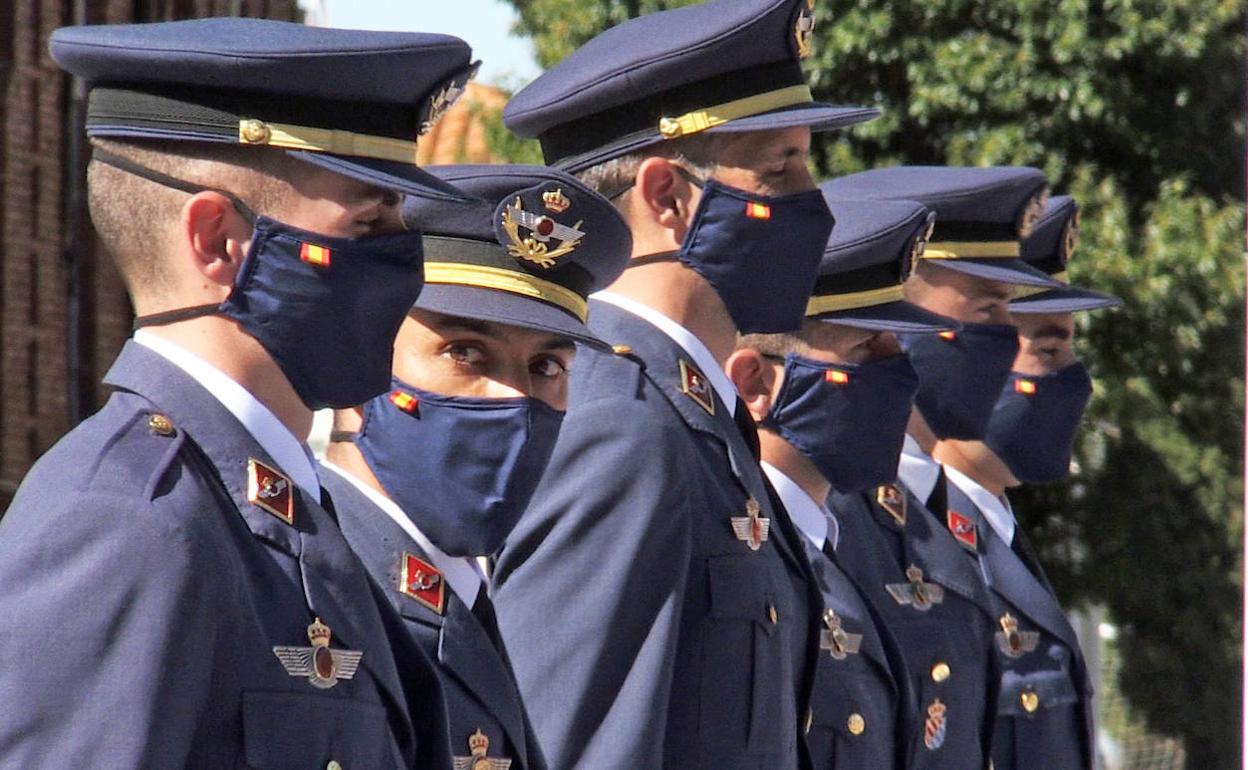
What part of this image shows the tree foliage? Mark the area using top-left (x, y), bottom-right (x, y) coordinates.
top-left (497, 0), bottom-right (1246, 764)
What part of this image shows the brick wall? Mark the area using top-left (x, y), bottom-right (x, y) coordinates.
top-left (0, 0), bottom-right (300, 510)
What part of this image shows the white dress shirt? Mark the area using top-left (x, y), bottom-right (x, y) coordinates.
top-left (593, 291), bottom-right (737, 416)
top-left (943, 464), bottom-right (1016, 545)
top-left (897, 433), bottom-right (942, 506)
top-left (761, 461), bottom-right (838, 552)
top-left (319, 460), bottom-right (484, 607)
top-left (134, 330), bottom-right (321, 501)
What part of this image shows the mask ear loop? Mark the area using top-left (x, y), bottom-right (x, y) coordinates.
top-left (91, 148), bottom-right (262, 330)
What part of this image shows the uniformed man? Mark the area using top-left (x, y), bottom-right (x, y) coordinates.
top-left (820, 166), bottom-right (1064, 768)
top-left (490, 0), bottom-right (879, 766)
top-left (725, 197), bottom-right (958, 768)
top-left (934, 196), bottom-right (1119, 770)
top-left (0, 19), bottom-right (477, 766)
top-left (321, 164), bottom-right (631, 770)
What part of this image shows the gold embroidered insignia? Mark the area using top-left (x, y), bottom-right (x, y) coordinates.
top-left (794, 0), bottom-right (816, 59)
top-left (500, 196), bottom-right (585, 269)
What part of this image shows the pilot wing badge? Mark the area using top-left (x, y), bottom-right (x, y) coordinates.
top-left (273, 618), bottom-right (363, 689)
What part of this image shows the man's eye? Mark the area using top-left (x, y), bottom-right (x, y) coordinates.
top-left (532, 357), bottom-right (569, 378)
top-left (447, 344), bottom-right (486, 364)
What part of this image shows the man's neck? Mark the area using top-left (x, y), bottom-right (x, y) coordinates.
top-left (605, 261), bottom-right (737, 364)
top-left (906, 409), bottom-right (938, 455)
top-left (144, 318), bottom-right (313, 439)
top-left (759, 430), bottom-right (831, 507)
top-left (325, 438), bottom-right (388, 498)
top-left (931, 439), bottom-right (1013, 497)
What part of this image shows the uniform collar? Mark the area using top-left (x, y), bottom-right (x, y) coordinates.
top-left (761, 461), bottom-right (837, 551)
top-left (319, 460), bottom-right (484, 606)
top-left (133, 329), bottom-right (320, 501)
top-left (942, 464), bottom-right (1016, 545)
top-left (897, 433), bottom-right (941, 506)
top-left (593, 290), bottom-right (736, 416)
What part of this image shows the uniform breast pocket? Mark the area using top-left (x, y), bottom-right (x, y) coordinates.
top-left (241, 690), bottom-right (396, 769)
top-left (809, 666), bottom-right (894, 770)
top-left (995, 663), bottom-right (1085, 769)
top-left (700, 554), bottom-right (789, 758)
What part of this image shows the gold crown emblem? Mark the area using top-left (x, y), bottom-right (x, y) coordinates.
top-left (307, 617), bottom-right (332, 648)
top-left (468, 729), bottom-right (490, 757)
top-left (542, 188), bottom-right (571, 213)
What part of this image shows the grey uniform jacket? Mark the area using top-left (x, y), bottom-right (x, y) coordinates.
top-left (324, 467), bottom-right (548, 770)
top-left (943, 483), bottom-right (1093, 770)
top-left (493, 299), bottom-right (822, 770)
top-left (829, 480), bottom-right (999, 769)
top-left (0, 341), bottom-right (450, 769)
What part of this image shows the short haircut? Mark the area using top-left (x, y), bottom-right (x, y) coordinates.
top-left (574, 133), bottom-right (732, 207)
top-left (736, 331), bottom-right (805, 357)
top-left (87, 137), bottom-right (310, 298)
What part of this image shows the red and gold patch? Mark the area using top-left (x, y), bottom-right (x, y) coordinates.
top-left (825, 369), bottom-right (850, 385)
top-left (399, 552), bottom-right (445, 615)
top-left (744, 201), bottom-right (772, 220)
top-left (247, 457), bottom-right (294, 525)
top-left (1014, 378), bottom-right (1037, 396)
top-left (679, 359), bottom-right (715, 416)
top-left (389, 390), bottom-right (420, 415)
top-left (299, 242), bottom-right (332, 267)
top-left (946, 510), bottom-right (978, 552)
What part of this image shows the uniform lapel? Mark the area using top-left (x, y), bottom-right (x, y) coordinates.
top-left (805, 542), bottom-right (895, 692)
top-left (896, 483), bottom-right (994, 614)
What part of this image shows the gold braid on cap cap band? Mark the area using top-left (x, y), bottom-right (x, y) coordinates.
top-left (1012, 271), bottom-right (1069, 299)
top-left (238, 119), bottom-right (420, 164)
top-left (423, 262), bottom-right (588, 322)
top-left (806, 285), bottom-right (905, 316)
top-left (922, 241), bottom-right (1021, 259)
top-left (657, 85), bottom-right (813, 139)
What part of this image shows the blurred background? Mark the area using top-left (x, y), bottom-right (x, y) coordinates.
top-left (0, 0), bottom-right (1241, 766)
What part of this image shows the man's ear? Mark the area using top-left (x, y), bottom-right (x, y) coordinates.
top-left (724, 348), bottom-right (779, 424)
top-left (634, 156), bottom-right (698, 242)
top-left (182, 191), bottom-right (252, 290)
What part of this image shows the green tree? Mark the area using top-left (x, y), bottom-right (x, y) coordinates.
top-left (498, 0), bottom-right (1246, 764)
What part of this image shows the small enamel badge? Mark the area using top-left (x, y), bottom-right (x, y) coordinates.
top-left (794, 0), bottom-right (815, 59)
top-left (819, 609), bottom-right (862, 660)
top-left (885, 564), bottom-right (945, 611)
top-left (730, 497), bottom-right (770, 551)
top-left (947, 510), bottom-right (978, 552)
top-left (500, 195), bottom-right (585, 269)
top-left (995, 613), bottom-right (1040, 658)
top-left (247, 457), bottom-right (294, 525)
top-left (399, 552), bottom-right (446, 615)
top-left (876, 484), bottom-right (907, 526)
top-left (272, 618), bottom-right (363, 690)
top-left (452, 728), bottom-right (512, 770)
top-left (923, 699), bottom-right (948, 750)
top-left (678, 359), bottom-right (715, 416)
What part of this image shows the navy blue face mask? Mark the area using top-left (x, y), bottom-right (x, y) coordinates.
top-left (983, 362), bottom-right (1093, 483)
top-left (103, 149), bottom-right (425, 411)
top-left (678, 176), bottom-right (834, 334)
top-left (762, 353), bottom-right (920, 494)
top-left (354, 379), bottom-right (565, 557)
top-left (898, 323), bottom-right (1021, 440)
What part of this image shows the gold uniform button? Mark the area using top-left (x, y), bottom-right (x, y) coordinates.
top-left (1020, 691), bottom-right (1040, 713)
top-left (148, 414), bottom-right (174, 436)
top-left (326, 762), bottom-right (342, 770)
top-left (767, 604), bottom-right (778, 624)
top-left (847, 713), bottom-right (865, 735)
top-left (931, 662), bottom-right (951, 682)
top-left (611, 344), bottom-right (633, 356)
top-left (240, 119), bottom-right (271, 144)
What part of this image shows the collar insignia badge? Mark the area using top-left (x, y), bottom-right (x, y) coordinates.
top-left (500, 195), bottom-right (585, 269)
top-left (272, 618), bottom-right (363, 689)
top-left (731, 496), bottom-right (770, 551)
top-left (995, 612), bottom-right (1040, 658)
top-left (453, 728), bottom-right (512, 770)
top-left (886, 564), bottom-right (945, 611)
top-left (678, 359), bottom-right (716, 415)
top-left (947, 509), bottom-right (978, 552)
top-left (399, 552), bottom-right (446, 615)
top-left (820, 608), bottom-right (862, 660)
top-left (247, 458), bottom-right (294, 525)
top-left (876, 484), bottom-right (907, 526)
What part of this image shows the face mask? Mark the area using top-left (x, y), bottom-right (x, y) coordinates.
top-left (354, 379), bottom-right (565, 557)
top-left (898, 323), bottom-right (1021, 440)
top-left (983, 362), bottom-right (1093, 483)
top-left (678, 176), bottom-right (834, 334)
top-left (100, 148), bottom-right (425, 411)
top-left (761, 353), bottom-right (920, 494)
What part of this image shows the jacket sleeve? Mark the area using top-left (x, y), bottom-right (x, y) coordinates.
top-left (493, 395), bottom-right (694, 769)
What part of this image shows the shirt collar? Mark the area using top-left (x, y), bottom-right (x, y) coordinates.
top-left (761, 462), bottom-right (837, 551)
top-left (319, 460), bottom-right (483, 606)
top-left (898, 433), bottom-right (941, 506)
top-left (942, 464), bottom-right (1016, 544)
top-left (134, 330), bottom-right (321, 501)
top-left (593, 291), bottom-right (736, 416)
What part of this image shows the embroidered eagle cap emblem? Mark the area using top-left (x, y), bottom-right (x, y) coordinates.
top-left (500, 196), bottom-right (585, 269)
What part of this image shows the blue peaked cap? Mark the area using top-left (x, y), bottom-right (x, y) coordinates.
top-left (1010, 196), bottom-right (1122, 313)
top-left (503, 0), bottom-right (879, 171)
top-left (808, 196), bottom-right (959, 333)
top-left (50, 18), bottom-right (479, 201)
top-left (402, 165), bottom-right (633, 349)
top-left (819, 166), bottom-right (1065, 288)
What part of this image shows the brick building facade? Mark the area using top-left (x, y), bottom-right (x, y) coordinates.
top-left (0, 0), bottom-right (300, 509)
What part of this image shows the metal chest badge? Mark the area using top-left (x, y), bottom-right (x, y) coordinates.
top-left (247, 457), bottom-right (294, 525)
top-left (876, 484), bottom-right (906, 526)
top-left (679, 359), bottom-right (716, 415)
top-left (820, 609), bottom-right (862, 660)
top-left (453, 728), bottom-right (512, 770)
top-left (731, 496), bottom-right (771, 551)
top-left (947, 510), bottom-right (978, 553)
top-left (923, 699), bottom-right (948, 750)
top-left (272, 618), bottom-right (363, 689)
top-left (399, 552), bottom-right (446, 615)
top-left (885, 564), bottom-right (944, 611)
top-left (995, 612), bottom-right (1040, 658)
top-left (499, 193), bottom-right (585, 269)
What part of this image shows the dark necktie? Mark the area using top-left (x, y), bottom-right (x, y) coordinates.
top-left (732, 396), bottom-right (761, 462)
top-left (925, 467), bottom-right (948, 516)
top-left (1010, 526), bottom-right (1052, 588)
top-left (472, 583), bottom-right (505, 652)
top-left (318, 485), bottom-right (339, 525)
